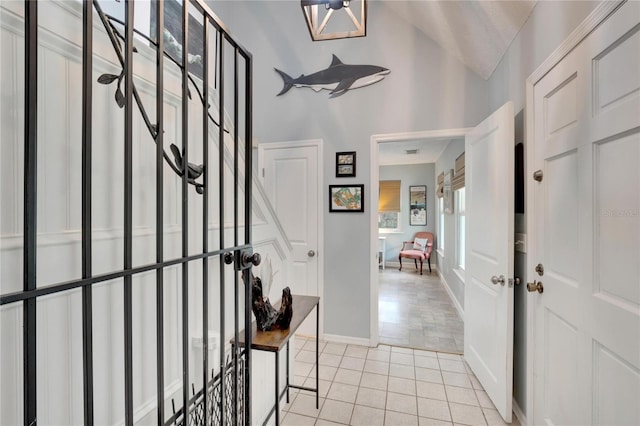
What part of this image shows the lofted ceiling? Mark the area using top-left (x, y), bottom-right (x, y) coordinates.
top-left (380, 0), bottom-right (537, 80)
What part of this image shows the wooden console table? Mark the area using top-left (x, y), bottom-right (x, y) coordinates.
top-left (231, 294), bottom-right (320, 426)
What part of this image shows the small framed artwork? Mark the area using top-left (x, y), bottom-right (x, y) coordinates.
top-left (329, 184), bottom-right (364, 212)
top-left (443, 169), bottom-right (454, 214)
top-left (409, 185), bottom-right (427, 226)
top-left (336, 151), bottom-right (356, 177)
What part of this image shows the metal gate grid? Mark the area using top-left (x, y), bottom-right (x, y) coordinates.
top-left (0, 1), bottom-right (254, 425)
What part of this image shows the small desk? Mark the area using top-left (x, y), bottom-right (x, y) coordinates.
top-left (232, 295), bottom-right (320, 426)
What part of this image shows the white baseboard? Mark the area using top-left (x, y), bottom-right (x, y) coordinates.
top-left (322, 333), bottom-right (372, 348)
top-left (513, 398), bottom-right (527, 426)
top-left (437, 269), bottom-right (465, 320)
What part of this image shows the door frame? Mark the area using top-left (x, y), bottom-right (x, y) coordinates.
top-left (257, 138), bottom-right (325, 338)
top-left (524, 1), bottom-right (622, 422)
top-left (369, 128), bottom-right (472, 347)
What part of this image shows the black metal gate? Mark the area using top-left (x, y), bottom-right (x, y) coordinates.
top-left (0, 0), bottom-right (254, 424)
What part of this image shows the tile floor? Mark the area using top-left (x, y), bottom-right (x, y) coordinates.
top-left (379, 268), bottom-right (464, 353)
top-left (278, 338), bottom-right (519, 426)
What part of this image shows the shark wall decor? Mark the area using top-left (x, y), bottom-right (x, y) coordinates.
top-left (274, 54), bottom-right (390, 98)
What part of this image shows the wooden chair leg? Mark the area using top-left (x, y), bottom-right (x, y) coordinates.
top-left (419, 259), bottom-right (423, 275)
top-left (399, 255), bottom-right (402, 271)
top-left (414, 259), bottom-right (418, 271)
top-left (428, 258), bottom-right (432, 273)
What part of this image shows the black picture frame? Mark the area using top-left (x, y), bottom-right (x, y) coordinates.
top-left (329, 184), bottom-right (364, 212)
top-left (409, 185), bottom-right (427, 226)
top-left (335, 151), bottom-right (356, 177)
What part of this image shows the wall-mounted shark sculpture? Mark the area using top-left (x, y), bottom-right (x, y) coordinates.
top-left (275, 54), bottom-right (390, 99)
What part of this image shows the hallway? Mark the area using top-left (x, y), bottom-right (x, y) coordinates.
top-left (378, 268), bottom-right (464, 353)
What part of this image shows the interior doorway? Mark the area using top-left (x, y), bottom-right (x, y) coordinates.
top-left (369, 129), bottom-right (471, 354)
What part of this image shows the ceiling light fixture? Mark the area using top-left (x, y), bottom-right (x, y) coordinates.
top-left (300, 0), bottom-right (367, 41)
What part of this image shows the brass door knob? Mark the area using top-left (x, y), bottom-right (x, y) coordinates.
top-left (527, 280), bottom-right (543, 294)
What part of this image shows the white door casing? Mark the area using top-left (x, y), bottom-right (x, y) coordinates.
top-left (530, 2), bottom-right (640, 424)
top-left (464, 101), bottom-right (514, 423)
top-left (258, 140), bottom-right (323, 336)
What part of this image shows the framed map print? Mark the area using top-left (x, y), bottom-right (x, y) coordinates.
top-left (409, 185), bottom-right (427, 226)
top-left (329, 185), bottom-right (364, 212)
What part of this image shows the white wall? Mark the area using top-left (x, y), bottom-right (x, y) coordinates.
top-left (487, 0), bottom-right (601, 416)
top-left (378, 163), bottom-right (436, 265)
top-left (210, 0), bottom-right (490, 341)
top-left (434, 139), bottom-right (465, 307)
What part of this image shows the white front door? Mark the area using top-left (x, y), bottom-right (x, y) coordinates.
top-left (258, 140), bottom-right (322, 335)
top-left (531, 2), bottom-right (640, 424)
top-left (464, 101), bottom-right (514, 422)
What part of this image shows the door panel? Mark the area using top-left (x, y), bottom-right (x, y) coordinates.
top-left (532, 2), bottom-right (640, 424)
top-left (464, 101), bottom-right (514, 423)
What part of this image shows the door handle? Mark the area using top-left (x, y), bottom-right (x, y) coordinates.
top-left (490, 275), bottom-right (506, 286)
top-left (527, 280), bottom-right (543, 294)
top-left (308, 250), bottom-right (316, 258)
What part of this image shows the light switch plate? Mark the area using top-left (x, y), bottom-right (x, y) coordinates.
top-left (515, 233), bottom-right (527, 253)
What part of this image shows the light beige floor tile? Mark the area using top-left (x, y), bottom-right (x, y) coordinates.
top-left (388, 376), bottom-right (417, 396)
top-left (293, 375), bottom-right (307, 386)
top-left (415, 367), bottom-right (443, 384)
top-left (364, 359), bottom-right (390, 375)
top-left (324, 342), bottom-right (347, 356)
top-left (417, 397), bottom-right (452, 422)
top-left (419, 417), bottom-right (453, 426)
top-left (345, 345), bottom-right (369, 359)
top-left (415, 355), bottom-right (441, 370)
top-left (318, 399), bottom-right (354, 424)
top-left (385, 410), bottom-right (420, 425)
top-left (445, 386), bottom-right (479, 406)
top-left (414, 349), bottom-right (439, 359)
top-left (441, 371), bottom-right (472, 388)
top-left (474, 390), bottom-right (495, 409)
top-left (303, 339), bottom-right (326, 352)
top-left (378, 345), bottom-right (392, 352)
top-left (281, 412), bottom-right (316, 425)
top-left (389, 363), bottom-right (415, 379)
top-left (391, 352), bottom-right (415, 366)
top-left (469, 375), bottom-right (483, 390)
top-left (340, 356), bottom-right (366, 371)
top-left (416, 381), bottom-right (447, 401)
top-left (315, 419), bottom-right (347, 426)
top-left (355, 387), bottom-right (387, 409)
top-left (386, 391), bottom-right (418, 415)
top-left (333, 368), bottom-right (362, 386)
top-left (351, 405), bottom-right (385, 426)
top-left (368, 349), bottom-right (392, 362)
top-left (449, 402), bottom-right (486, 426)
top-left (288, 393), bottom-right (324, 418)
top-left (295, 361), bottom-right (314, 377)
top-left (392, 346), bottom-right (415, 354)
top-left (439, 359), bottom-right (467, 374)
top-left (327, 382), bottom-right (358, 404)
top-left (360, 372), bottom-right (389, 390)
top-left (296, 350), bottom-right (317, 364)
top-left (309, 365), bottom-right (337, 381)
top-left (301, 377), bottom-right (330, 398)
top-left (437, 352), bottom-right (462, 361)
top-left (320, 353), bottom-right (343, 367)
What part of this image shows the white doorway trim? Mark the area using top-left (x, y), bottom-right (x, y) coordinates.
top-left (524, 1), bottom-right (623, 422)
top-left (369, 128), bottom-right (472, 347)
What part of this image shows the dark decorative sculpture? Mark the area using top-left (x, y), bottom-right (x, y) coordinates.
top-left (245, 273), bottom-right (293, 331)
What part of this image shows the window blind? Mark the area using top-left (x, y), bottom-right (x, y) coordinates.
top-left (452, 152), bottom-right (465, 191)
top-left (379, 180), bottom-right (401, 212)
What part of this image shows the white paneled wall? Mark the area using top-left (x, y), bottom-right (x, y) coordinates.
top-left (0, 1), bottom-right (293, 425)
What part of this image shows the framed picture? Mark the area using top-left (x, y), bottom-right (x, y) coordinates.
top-left (329, 184), bottom-right (364, 212)
top-left (335, 151), bottom-right (356, 177)
top-left (409, 185), bottom-right (427, 226)
top-left (443, 169), bottom-right (454, 214)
